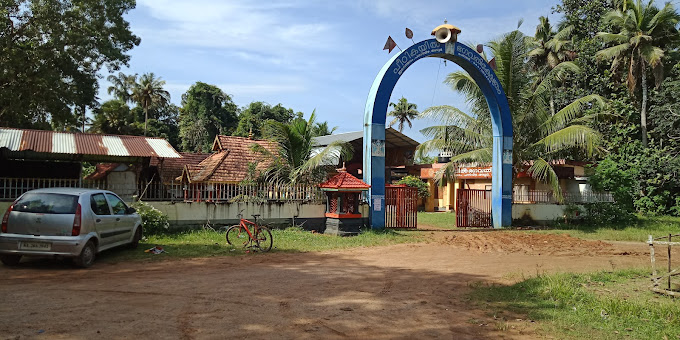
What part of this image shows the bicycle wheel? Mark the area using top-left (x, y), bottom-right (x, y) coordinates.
top-left (226, 225), bottom-right (249, 248)
top-left (254, 227), bottom-right (273, 252)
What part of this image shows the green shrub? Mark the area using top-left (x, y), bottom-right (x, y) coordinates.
top-left (562, 203), bottom-right (584, 224)
top-left (582, 202), bottom-right (636, 226)
top-left (396, 175), bottom-right (430, 198)
top-left (131, 201), bottom-right (170, 235)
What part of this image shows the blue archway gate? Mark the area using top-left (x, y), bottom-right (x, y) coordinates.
top-left (363, 39), bottom-right (513, 229)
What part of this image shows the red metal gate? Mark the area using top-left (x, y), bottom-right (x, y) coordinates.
top-left (456, 189), bottom-right (491, 228)
top-left (385, 185), bottom-right (418, 228)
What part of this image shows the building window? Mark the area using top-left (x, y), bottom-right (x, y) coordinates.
top-left (514, 184), bottom-right (529, 203)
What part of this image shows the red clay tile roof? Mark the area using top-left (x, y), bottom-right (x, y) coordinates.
top-left (84, 163), bottom-right (120, 181)
top-left (181, 136), bottom-right (279, 183)
top-left (319, 172), bottom-right (370, 190)
top-left (151, 152), bottom-right (210, 183)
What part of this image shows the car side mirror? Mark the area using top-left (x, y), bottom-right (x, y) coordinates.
top-left (127, 207), bottom-right (137, 214)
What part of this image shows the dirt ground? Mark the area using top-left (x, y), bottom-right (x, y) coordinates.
top-left (0, 231), bottom-right (663, 340)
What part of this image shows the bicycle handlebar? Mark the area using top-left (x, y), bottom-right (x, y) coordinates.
top-left (236, 209), bottom-right (261, 222)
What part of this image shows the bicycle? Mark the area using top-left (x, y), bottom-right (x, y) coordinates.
top-left (225, 211), bottom-right (273, 252)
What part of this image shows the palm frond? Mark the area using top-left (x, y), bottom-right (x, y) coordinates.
top-left (532, 125), bottom-right (602, 157)
top-left (541, 94), bottom-right (607, 134)
top-left (527, 157), bottom-right (563, 202)
top-left (444, 71), bottom-right (485, 107)
top-left (419, 105), bottom-right (479, 127)
top-left (595, 43), bottom-right (631, 61)
top-left (596, 32), bottom-right (628, 44)
top-left (448, 148), bottom-right (493, 164)
top-left (640, 44), bottom-right (664, 67)
top-left (294, 140), bottom-right (353, 181)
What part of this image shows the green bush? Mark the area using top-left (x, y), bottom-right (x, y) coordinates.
top-left (396, 175), bottom-right (430, 198)
top-left (582, 202), bottom-right (637, 226)
top-left (131, 201), bottom-right (170, 235)
top-left (590, 146), bottom-right (680, 217)
top-left (562, 203), bottom-right (584, 224)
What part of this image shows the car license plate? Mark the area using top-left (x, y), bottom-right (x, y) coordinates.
top-left (19, 241), bottom-right (51, 251)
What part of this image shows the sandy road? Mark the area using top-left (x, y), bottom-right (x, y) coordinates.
top-left (0, 232), bottom-right (655, 339)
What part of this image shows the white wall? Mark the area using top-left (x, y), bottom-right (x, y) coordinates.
top-left (107, 171), bottom-right (137, 200)
top-left (147, 201), bottom-right (328, 227)
top-left (512, 204), bottom-right (568, 223)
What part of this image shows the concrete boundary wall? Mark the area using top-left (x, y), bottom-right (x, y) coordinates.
top-left (147, 202), bottom-right (326, 230)
top-left (512, 204), bottom-right (567, 224)
top-left (147, 202), bottom-right (371, 231)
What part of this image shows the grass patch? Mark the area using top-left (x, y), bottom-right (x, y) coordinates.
top-left (98, 227), bottom-right (428, 263)
top-left (534, 215), bottom-right (680, 242)
top-left (417, 212), bottom-right (457, 229)
top-left (471, 269), bottom-right (680, 340)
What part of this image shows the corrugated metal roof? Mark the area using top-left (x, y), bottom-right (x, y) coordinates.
top-left (147, 138), bottom-right (182, 158)
top-left (312, 128), bottom-right (419, 148)
top-left (102, 135), bottom-right (128, 156)
top-left (313, 131), bottom-right (363, 146)
top-left (0, 127), bottom-right (181, 158)
top-left (0, 129), bottom-right (22, 150)
top-left (52, 132), bottom-right (75, 154)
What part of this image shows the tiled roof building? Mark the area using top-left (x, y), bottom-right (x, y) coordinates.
top-left (150, 152), bottom-right (211, 184)
top-left (178, 136), bottom-right (278, 183)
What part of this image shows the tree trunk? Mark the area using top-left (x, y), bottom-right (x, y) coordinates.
top-left (641, 63), bottom-right (649, 148)
top-left (144, 107), bottom-right (148, 136)
top-left (81, 104), bottom-right (86, 133)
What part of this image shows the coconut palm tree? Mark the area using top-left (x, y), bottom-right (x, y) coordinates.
top-left (388, 97), bottom-right (419, 132)
top-left (107, 72), bottom-right (137, 103)
top-left (418, 30), bottom-right (606, 200)
top-left (311, 121), bottom-right (338, 137)
top-left (596, 0), bottom-right (680, 147)
top-left (90, 99), bottom-right (133, 135)
top-left (131, 73), bottom-right (171, 136)
top-left (529, 17), bottom-right (577, 117)
top-left (256, 111), bottom-right (353, 184)
top-left (529, 16), bottom-right (576, 72)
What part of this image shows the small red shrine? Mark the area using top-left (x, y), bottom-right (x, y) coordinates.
top-left (319, 165), bottom-right (370, 236)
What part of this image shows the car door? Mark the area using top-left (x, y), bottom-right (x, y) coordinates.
top-left (105, 193), bottom-right (134, 243)
top-left (90, 193), bottom-right (117, 247)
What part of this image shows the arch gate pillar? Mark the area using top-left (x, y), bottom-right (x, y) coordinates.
top-left (363, 40), bottom-right (513, 229)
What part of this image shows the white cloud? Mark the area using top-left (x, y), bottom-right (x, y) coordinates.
top-left (355, 0), bottom-right (439, 22)
top-left (135, 0), bottom-right (337, 55)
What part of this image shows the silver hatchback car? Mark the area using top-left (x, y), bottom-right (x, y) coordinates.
top-left (0, 188), bottom-right (142, 268)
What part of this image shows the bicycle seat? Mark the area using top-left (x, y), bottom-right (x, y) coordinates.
top-left (251, 214), bottom-right (261, 218)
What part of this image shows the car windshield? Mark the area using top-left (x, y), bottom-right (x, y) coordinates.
top-left (13, 193), bottom-right (79, 214)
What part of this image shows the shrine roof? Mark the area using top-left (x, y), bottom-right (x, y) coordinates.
top-left (319, 171), bottom-right (370, 190)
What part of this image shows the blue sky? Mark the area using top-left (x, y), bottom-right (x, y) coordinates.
top-left (101, 0), bottom-right (564, 142)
